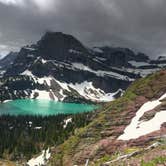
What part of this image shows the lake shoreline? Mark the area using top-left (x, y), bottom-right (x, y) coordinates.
top-left (0, 99), bottom-right (99, 116)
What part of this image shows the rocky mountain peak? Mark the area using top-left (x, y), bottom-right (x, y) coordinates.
top-left (2, 31), bottom-right (166, 103)
top-left (37, 31), bottom-right (87, 61)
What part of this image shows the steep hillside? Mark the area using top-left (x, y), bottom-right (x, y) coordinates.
top-left (47, 70), bottom-right (166, 166)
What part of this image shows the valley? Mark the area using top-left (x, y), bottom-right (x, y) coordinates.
top-left (0, 32), bottom-right (165, 165)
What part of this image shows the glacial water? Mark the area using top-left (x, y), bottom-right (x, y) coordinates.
top-left (0, 99), bottom-right (98, 116)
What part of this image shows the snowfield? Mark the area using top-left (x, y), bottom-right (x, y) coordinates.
top-left (21, 70), bottom-right (121, 102)
top-left (68, 81), bottom-right (123, 102)
top-left (3, 100), bottom-right (12, 103)
top-left (118, 93), bottom-right (166, 140)
top-left (27, 148), bottom-right (51, 166)
top-left (72, 63), bottom-right (134, 81)
top-left (128, 61), bottom-right (151, 67)
top-left (30, 89), bottom-right (58, 101)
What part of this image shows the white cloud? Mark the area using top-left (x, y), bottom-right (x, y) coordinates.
top-left (33, 0), bottom-right (55, 11)
top-left (99, 0), bottom-right (123, 18)
top-left (0, 0), bottom-right (58, 13)
top-left (0, 44), bottom-right (8, 49)
top-left (0, 0), bottom-right (24, 6)
top-left (0, 0), bottom-right (166, 58)
top-left (0, 44), bottom-right (10, 58)
top-left (0, 44), bottom-right (19, 58)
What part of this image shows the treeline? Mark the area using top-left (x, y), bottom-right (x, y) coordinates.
top-left (0, 112), bottom-right (95, 161)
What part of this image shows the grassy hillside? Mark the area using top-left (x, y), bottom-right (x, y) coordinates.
top-left (49, 70), bottom-right (166, 166)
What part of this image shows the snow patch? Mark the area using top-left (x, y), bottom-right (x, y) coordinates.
top-left (41, 58), bottom-right (47, 64)
top-left (72, 63), bottom-right (134, 81)
top-left (69, 49), bottom-right (82, 54)
top-left (31, 90), bottom-right (50, 100)
top-left (59, 89), bottom-right (67, 101)
top-left (0, 70), bottom-right (6, 76)
top-left (24, 46), bottom-right (36, 51)
top-left (37, 77), bottom-right (51, 86)
top-left (93, 47), bottom-right (103, 53)
top-left (128, 61), bottom-right (150, 67)
top-left (63, 118), bottom-right (72, 128)
top-left (158, 56), bottom-right (166, 61)
top-left (34, 127), bottom-right (42, 130)
top-left (27, 148), bottom-right (51, 166)
top-left (21, 70), bottom-right (35, 77)
top-left (31, 89), bottom-right (58, 101)
top-left (55, 79), bottom-right (70, 91)
top-left (118, 93), bottom-right (166, 140)
top-left (3, 100), bottom-right (12, 103)
top-left (27, 54), bottom-right (35, 58)
top-left (95, 57), bottom-right (106, 61)
top-left (69, 81), bottom-right (121, 102)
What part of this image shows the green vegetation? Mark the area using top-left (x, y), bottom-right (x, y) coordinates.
top-left (141, 156), bottom-right (166, 166)
top-left (0, 111), bottom-right (95, 161)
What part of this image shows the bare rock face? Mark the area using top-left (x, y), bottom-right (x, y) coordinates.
top-left (37, 32), bottom-right (88, 61)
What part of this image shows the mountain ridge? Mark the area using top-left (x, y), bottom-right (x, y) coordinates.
top-left (0, 32), bottom-right (165, 165)
top-left (0, 32), bottom-right (166, 103)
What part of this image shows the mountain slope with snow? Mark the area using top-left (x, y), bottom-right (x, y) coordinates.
top-left (48, 70), bottom-right (166, 165)
top-left (1, 32), bottom-right (166, 103)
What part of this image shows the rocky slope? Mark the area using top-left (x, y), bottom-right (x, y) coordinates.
top-left (0, 52), bottom-right (17, 70)
top-left (46, 70), bottom-right (166, 166)
top-left (1, 32), bottom-right (166, 103)
top-left (0, 52), bottom-right (17, 77)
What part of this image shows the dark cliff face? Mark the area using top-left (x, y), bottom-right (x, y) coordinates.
top-left (5, 32), bottom-right (150, 76)
top-left (94, 47), bottom-right (150, 68)
top-left (5, 32), bottom-right (150, 75)
top-left (37, 32), bottom-right (88, 61)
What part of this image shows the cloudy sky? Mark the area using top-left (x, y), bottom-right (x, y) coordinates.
top-left (0, 0), bottom-right (166, 58)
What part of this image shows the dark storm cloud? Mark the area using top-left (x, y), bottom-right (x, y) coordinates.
top-left (0, 0), bottom-right (166, 58)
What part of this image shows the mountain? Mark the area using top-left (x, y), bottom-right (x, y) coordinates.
top-left (0, 52), bottom-right (18, 70)
top-left (0, 32), bottom-right (166, 165)
top-left (1, 32), bottom-right (166, 103)
top-left (46, 70), bottom-right (166, 165)
top-left (0, 52), bottom-right (18, 77)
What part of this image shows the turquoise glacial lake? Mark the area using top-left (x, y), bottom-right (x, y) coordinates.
top-left (0, 99), bottom-right (98, 116)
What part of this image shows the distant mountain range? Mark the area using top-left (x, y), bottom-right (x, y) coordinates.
top-left (0, 31), bottom-right (166, 103)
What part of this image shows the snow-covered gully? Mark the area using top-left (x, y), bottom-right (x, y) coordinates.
top-left (27, 148), bottom-right (51, 166)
